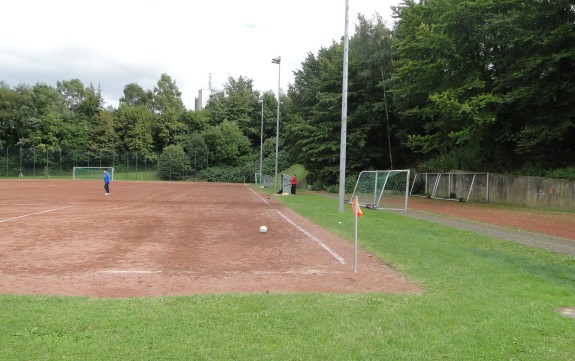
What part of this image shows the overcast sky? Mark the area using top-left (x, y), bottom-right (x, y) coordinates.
top-left (0, 0), bottom-right (400, 109)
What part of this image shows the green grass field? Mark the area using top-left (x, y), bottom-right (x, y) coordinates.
top-left (1, 189), bottom-right (573, 360)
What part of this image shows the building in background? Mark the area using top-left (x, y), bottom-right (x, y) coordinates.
top-left (194, 73), bottom-right (226, 111)
top-left (194, 88), bottom-right (226, 111)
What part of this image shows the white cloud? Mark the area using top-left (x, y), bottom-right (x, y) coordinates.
top-left (0, 0), bottom-right (399, 109)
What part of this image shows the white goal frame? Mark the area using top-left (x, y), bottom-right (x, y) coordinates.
top-left (350, 170), bottom-right (410, 211)
top-left (73, 167), bottom-right (115, 181)
top-left (280, 173), bottom-right (293, 194)
top-left (409, 172), bottom-right (489, 202)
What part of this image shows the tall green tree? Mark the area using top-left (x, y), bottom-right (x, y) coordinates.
top-left (90, 109), bottom-right (117, 162)
top-left (29, 83), bottom-right (68, 155)
top-left (392, 0), bottom-right (574, 171)
top-left (201, 120), bottom-right (252, 166)
top-left (74, 84), bottom-right (103, 120)
top-left (56, 79), bottom-right (86, 109)
top-left (119, 83), bottom-right (153, 108)
top-left (392, 0), bottom-right (501, 170)
top-left (180, 109), bottom-right (210, 134)
top-left (151, 74), bottom-right (186, 150)
top-left (287, 44), bottom-right (344, 184)
top-left (55, 80), bottom-right (104, 165)
top-left (347, 14), bottom-right (399, 171)
top-left (177, 109), bottom-right (211, 171)
top-left (0, 83), bottom-right (32, 148)
top-left (154, 108), bottom-right (188, 150)
top-left (181, 132), bottom-right (208, 173)
top-left (115, 105), bottom-right (155, 162)
top-left (486, 0), bottom-right (575, 169)
top-left (205, 76), bottom-right (261, 145)
top-left (152, 73), bottom-right (185, 114)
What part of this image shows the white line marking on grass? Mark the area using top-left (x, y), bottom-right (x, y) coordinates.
top-left (248, 186), bottom-right (347, 264)
top-left (274, 210), bottom-right (347, 264)
top-left (0, 206), bottom-right (73, 223)
top-left (98, 270), bottom-right (162, 274)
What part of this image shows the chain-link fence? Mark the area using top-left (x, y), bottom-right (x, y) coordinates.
top-left (0, 146), bottom-right (159, 179)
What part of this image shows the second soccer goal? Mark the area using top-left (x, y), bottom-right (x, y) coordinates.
top-left (350, 170), bottom-right (410, 211)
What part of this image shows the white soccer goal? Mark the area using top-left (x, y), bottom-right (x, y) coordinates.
top-left (73, 167), bottom-right (115, 181)
top-left (254, 173), bottom-right (272, 188)
top-left (280, 173), bottom-right (293, 194)
top-left (409, 172), bottom-right (489, 202)
top-left (350, 170), bottom-right (411, 211)
top-left (254, 172), bottom-right (263, 184)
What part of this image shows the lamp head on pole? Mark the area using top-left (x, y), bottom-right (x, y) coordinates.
top-left (271, 57), bottom-right (281, 64)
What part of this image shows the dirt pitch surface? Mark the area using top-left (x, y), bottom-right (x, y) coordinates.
top-left (0, 180), bottom-right (421, 298)
top-left (405, 197), bottom-right (575, 241)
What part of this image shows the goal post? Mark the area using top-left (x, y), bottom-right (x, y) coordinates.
top-left (254, 173), bottom-right (272, 188)
top-left (73, 167), bottom-right (115, 181)
top-left (350, 170), bottom-right (410, 211)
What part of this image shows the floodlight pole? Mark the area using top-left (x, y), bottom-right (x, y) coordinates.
top-left (339, 0), bottom-right (350, 213)
top-left (272, 56), bottom-right (281, 191)
top-left (259, 97), bottom-right (264, 183)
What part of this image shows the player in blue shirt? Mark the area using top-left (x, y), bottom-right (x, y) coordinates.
top-left (103, 169), bottom-right (111, 195)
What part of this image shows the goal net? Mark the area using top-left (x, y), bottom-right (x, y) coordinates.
top-left (280, 173), bottom-right (293, 194)
top-left (73, 167), bottom-right (115, 181)
top-left (350, 170), bottom-right (410, 211)
top-left (254, 173), bottom-right (272, 188)
top-left (409, 172), bottom-right (489, 202)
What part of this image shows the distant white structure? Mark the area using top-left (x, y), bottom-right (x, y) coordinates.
top-left (194, 73), bottom-right (226, 111)
top-left (195, 89), bottom-right (210, 110)
top-left (194, 89), bottom-right (226, 111)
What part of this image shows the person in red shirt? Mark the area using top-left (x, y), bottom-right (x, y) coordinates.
top-left (290, 174), bottom-right (297, 195)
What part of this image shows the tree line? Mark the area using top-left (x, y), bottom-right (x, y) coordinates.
top-left (1, 0), bottom-right (573, 185)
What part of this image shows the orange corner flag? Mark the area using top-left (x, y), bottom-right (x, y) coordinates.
top-left (351, 198), bottom-right (363, 217)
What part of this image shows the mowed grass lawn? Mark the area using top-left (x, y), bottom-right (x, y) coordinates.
top-left (1, 189), bottom-right (574, 360)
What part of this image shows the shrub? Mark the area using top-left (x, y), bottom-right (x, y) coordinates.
top-left (544, 167), bottom-right (575, 181)
top-left (158, 145), bottom-right (191, 181)
top-left (199, 165), bottom-right (247, 183)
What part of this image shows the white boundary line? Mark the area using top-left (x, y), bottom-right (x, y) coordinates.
top-left (0, 206), bottom-right (73, 223)
top-left (248, 187), bottom-right (347, 264)
top-left (273, 210), bottom-right (347, 264)
top-left (98, 270), bottom-right (162, 274)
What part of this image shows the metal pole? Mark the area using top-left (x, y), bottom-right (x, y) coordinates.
top-left (404, 170), bottom-right (410, 211)
top-left (136, 152), bottom-right (138, 180)
top-left (353, 195), bottom-right (358, 273)
top-left (260, 97), bottom-right (264, 183)
top-left (339, 0), bottom-right (350, 213)
top-left (272, 56), bottom-right (281, 190)
top-left (486, 173), bottom-right (490, 202)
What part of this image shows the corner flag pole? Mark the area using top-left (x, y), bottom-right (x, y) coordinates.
top-left (353, 196), bottom-right (359, 273)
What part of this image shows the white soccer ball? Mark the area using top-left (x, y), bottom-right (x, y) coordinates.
top-left (259, 226), bottom-right (268, 233)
